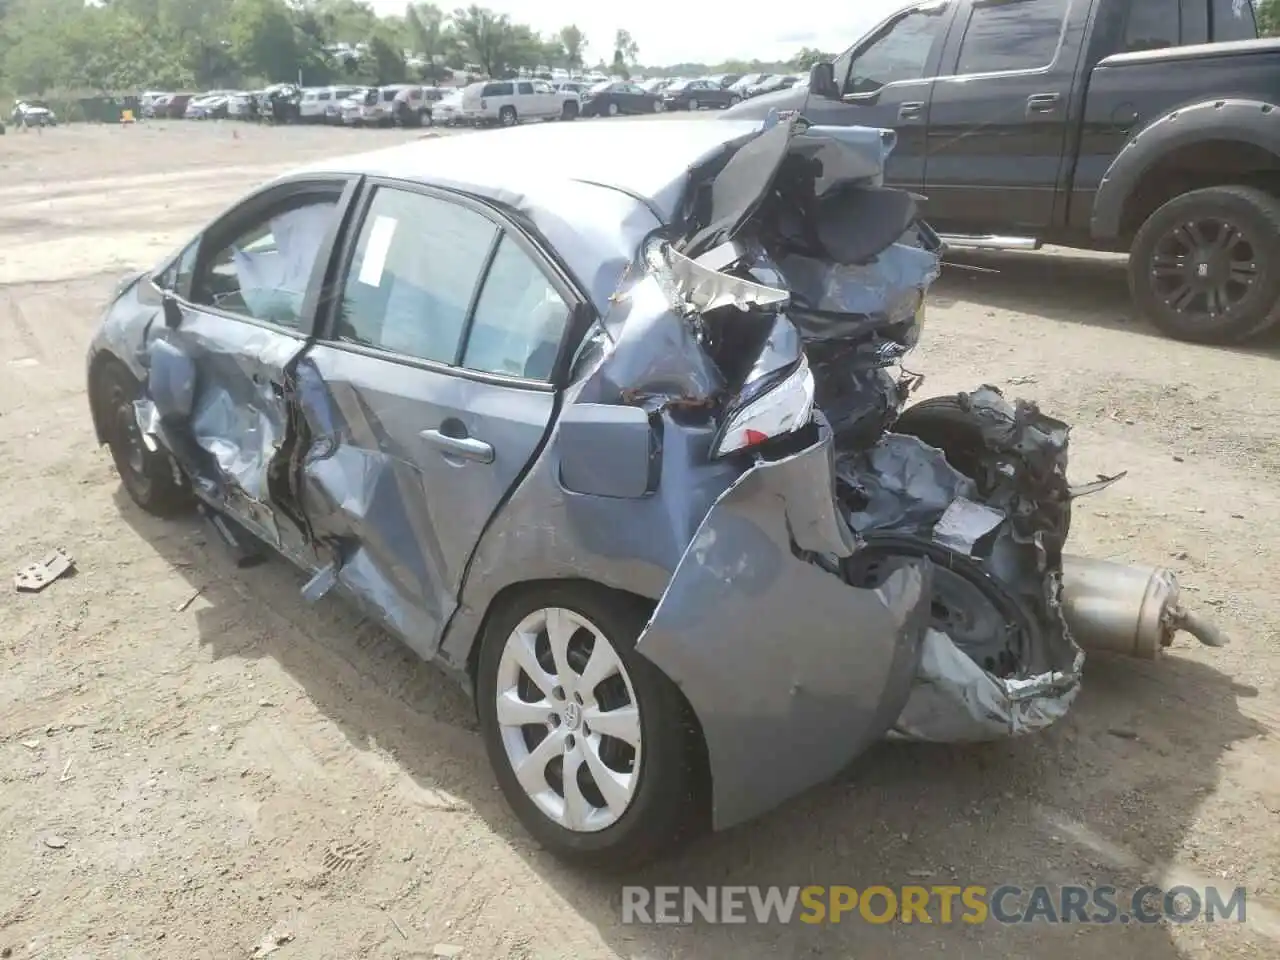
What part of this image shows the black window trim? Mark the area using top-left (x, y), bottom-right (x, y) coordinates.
top-left (154, 174), bottom-right (360, 340)
top-left (938, 0), bottom-right (1072, 81)
top-left (314, 175), bottom-right (590, 392)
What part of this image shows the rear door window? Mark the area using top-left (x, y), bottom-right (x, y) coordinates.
top-left (954, 0), bottom-right (1070, 75)
top-left (335, 188), bottom-right (497, 365)
top-left (461, 236), bottom-right (570, 381)
top-left (517, 82), bottom-right (534, 95)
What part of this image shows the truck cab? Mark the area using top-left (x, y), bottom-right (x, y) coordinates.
top-left (728, 0), bottom-right (1280, 345)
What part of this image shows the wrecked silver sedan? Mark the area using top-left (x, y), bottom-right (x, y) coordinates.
top-left (86, 115), bottom-right (1224, 867)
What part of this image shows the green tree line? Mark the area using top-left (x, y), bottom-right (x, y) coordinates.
top-left (0, 0), bottom-right (832, 98)
top-left (1260, 0), bottom-right (1280, 36)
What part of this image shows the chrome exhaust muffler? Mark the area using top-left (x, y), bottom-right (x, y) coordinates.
top-left (1060, 555), bottom-right (1228, 659)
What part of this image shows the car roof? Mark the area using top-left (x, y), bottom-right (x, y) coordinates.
top-left (290, 119), bottom-right (766, 308)
top-left (297, 118), bottom-right (762, 222)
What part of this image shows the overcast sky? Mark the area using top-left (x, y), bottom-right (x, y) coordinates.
top-left (365, 0), bottom-right (902, 67)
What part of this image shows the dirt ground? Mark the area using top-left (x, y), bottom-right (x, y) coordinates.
top-left (1, 119), bottom-right (1278, 960)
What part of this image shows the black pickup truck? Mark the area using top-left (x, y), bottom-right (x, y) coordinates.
top-left (727, 0), bottom-right (1280, 345)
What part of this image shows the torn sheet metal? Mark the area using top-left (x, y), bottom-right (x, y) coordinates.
top-left (890, 629), bottom-right (1080, 742)
top-left (840, 434), bottom-right (976, 536)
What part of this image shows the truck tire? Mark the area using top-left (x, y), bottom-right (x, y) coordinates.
top-left (1129, 185), bottom-right (1280, 344)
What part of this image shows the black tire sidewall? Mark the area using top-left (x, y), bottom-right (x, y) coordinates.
top-left (1130, 186), bottom-right (1280, 344)
top-left (500, 107), bottom-right (516, 125)
top-left (476, 583), bottom-right (698, 868)
top-left (97, 360), bottom-right (191, 515)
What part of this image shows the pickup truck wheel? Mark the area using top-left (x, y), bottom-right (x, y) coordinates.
top-left (1130, 185), bottom-right (1280, 344)
top-left (499, 106), bottom-right (517, 126)
top-left (476, 583), bottom-right (701, 868)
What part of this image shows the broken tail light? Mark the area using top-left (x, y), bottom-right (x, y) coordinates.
top-left (712, 355), bottom-right (816, 457)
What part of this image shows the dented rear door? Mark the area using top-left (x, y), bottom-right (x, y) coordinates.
top-left (145, 176), bottom-right (358, 558)
top-left (293, 181), bottom-right (577, 658)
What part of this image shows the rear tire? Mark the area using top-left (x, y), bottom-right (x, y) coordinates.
top-left (499, 106), bottom-right (517, 126)
top-left (1129, 185), bottom-right (1280, 344)
top-left (94, 359), bottom-right (193, 517)
top-left (476, 583), bottom-right (702, 869)
top-left (688, 98), bottom-right (699, 111)
top-left (560, 101), bottom-right (578, 121)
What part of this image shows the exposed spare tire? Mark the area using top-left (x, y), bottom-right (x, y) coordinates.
top-left (842, 532), bottom-right (1033, 678)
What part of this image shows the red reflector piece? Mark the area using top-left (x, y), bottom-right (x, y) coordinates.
top-left (744, 428), bottom-right (770, 446)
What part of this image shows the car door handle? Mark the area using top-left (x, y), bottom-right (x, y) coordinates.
top-left (898, 101), bottom-right (924, 121)
top-left (420, 428), bottom-right (494, 464)
top-left (1026, 93), bottom-right (1061, 115)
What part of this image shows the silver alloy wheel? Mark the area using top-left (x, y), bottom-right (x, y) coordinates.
top-left (688, 98), bottom-right (699, 111)
top-left (653, 98), bottom-right (664, 112)
top-left (495, 607), bottom-right (642, 832)
top-left (608, 101), bottom-right (619, 116)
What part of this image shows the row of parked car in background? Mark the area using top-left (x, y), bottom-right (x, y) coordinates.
top-left (131, 69), bottom-right (808, 131)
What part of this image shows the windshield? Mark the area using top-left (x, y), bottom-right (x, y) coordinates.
top-left (666, 79), bottom-right (690, 91)
top-left (589, 80), bottom-right (613, 93)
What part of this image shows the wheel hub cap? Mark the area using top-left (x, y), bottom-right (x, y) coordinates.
top-left (1151, 218), bottom-right (1259, 321)
top-left (562, 701), bottom-right (582, 731)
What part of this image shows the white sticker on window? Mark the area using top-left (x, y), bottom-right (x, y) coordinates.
top-left (357, 215), bottom-right (398, 286)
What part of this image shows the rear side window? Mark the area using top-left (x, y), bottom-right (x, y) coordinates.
top-left (517, 82), bottom-right (534, 94)
top-left (483, 82), bottom-right (513, 96)
top-left (1212, 0), bottom-right (1258, 41)
top-left (462, 236), bottom-right (570, 381)
top-left (336, 189), bottom-right (497, 364)
top-left (955, 0), bottom-right (1070, 75)
top-left (1124, 0), bottom-right (1181, 51)
top-left (318, 91), bottom-right (331, 100)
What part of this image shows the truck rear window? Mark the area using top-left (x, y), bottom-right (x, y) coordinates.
top-left (955, 0), bottom-right (1070, 75)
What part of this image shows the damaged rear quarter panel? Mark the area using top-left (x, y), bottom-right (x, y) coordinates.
top-left (635, 421), bottom-right (933, 830)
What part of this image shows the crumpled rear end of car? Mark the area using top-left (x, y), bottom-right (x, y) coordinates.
top-left (566, 114), bottom-right (1208, 830)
